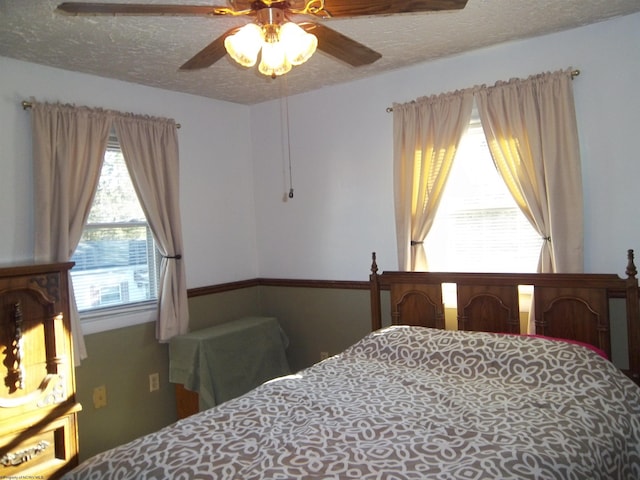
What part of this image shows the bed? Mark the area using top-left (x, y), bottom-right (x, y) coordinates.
top-left (62, 251), bottom-right (640, 479)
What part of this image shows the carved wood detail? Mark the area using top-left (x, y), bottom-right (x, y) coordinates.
top-left (28, 273), bottom-right (61, 303)
top-left (7, 302), bottom-right (25, 392)
top-left (391, 285), bottom-right (444, 329)
top-left (458, 293), bottom-right (520, 334)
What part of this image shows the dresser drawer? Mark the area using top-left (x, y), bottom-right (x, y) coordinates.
top-left (1, 411), bottom-right (79, 479)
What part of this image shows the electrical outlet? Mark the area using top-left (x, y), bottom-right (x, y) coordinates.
top-left (149, 372), bottom-right (160, 392)
top-left (320, 351), bottom-right (329, 361)
top-left (93, 385), bottom-right (107, 408)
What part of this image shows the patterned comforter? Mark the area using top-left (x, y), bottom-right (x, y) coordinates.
top-left (63, 326), bottom-right (640, 479)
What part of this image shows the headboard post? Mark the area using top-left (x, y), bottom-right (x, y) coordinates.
top-left (625, 249), bottom-right (640, 383)
top-left (370, 252), bottom-right (382, 331)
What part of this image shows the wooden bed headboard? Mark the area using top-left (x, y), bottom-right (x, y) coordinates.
top-left (369, 250), bottom-right (640, 385)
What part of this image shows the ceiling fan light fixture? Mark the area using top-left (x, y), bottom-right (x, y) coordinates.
top-left (258, 39), bottom-right (292, 77)
top-left (280, 22), bottom-right (317, 66)
top-left (224, 7), bottom-right (317, 77)
top-left (224, 23), bottom-right (264, 67)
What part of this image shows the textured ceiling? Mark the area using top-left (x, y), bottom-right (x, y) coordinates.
top-left (1, 0), bottom-right (640, 105)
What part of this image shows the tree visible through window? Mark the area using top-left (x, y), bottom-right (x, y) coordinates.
top-left (424, 112), bottom-right (542, 273)
top-left (70, 135), bottom-right (160, 312)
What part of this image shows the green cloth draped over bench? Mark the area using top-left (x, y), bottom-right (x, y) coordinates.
top-left (169, 316), bottom-right (290, 410)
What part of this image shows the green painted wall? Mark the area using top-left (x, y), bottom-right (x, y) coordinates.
top-left (258, 286), bottom-right (373, 372)
top-left (188, 284), bottom-right (376, 373)
top-left (188, 286), bottom-right (263, 331)
top-left (74, 321), bottom-right (176, 462)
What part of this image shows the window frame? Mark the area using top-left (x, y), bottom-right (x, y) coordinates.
top-left (423, 108), bottom-right (543, 275)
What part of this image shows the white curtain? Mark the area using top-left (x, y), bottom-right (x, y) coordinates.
top-left (393, 90), bottom-right (474, 270)
top-left (114, 115), bottom-right (189, 341)
top-left (475, 69), bottom-right (584, 274)
top-left (32, 102), bottom-right (189, 360)
top-left (32, 102), bottom-right (112, 362)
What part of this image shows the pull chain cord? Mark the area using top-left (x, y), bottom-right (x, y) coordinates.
top-left (285, 93), bottom-right (294, 199)
top-left (280, 75), bottom-right (294, 199)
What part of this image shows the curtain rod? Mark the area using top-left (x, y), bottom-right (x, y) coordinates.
top-left (21, 100), bottom-right (181, 129)
top-left (385, 69), bottom-right (581, 113)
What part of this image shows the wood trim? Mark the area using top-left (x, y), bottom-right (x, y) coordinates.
top-left (187, 278), bottom-right (369, 297)
top-left (187, 279), bottom-right (259, 297)
top-left (256, 278), bottom-right (370, 290)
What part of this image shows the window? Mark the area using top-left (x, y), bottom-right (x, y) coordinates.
top-left (70, 135), bottom-right (160, 313)
top-left (424, 110), bottom-right (543, 273)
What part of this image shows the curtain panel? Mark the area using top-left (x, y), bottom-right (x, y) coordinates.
top-left (114, 116), bottom-right (189, 342)
top-left (31, 102), bottom-right (188, 362)
top-left (392, 91), bottom-right (474, 270)
top-left (476, 69), bottom-right (583, 273)
top-left (32, 103), bottom-right (112, 361)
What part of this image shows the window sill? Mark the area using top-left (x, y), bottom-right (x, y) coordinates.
top-left (80, 302), bottom-right (157, 335)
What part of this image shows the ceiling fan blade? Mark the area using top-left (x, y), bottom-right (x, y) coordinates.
top-left (317, 0), bottom-right (468, 18)
top-left (301, 23), bottom-right (381, 67)
top-left (179, 32), bottom-right (232, 70)
top-left (56, 2), bottom-right (233, 16)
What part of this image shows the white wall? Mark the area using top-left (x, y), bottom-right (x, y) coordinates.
top-left (0, 56), bottom-right (258, 288)
top-left (2, 12), bottom-right (640, 290)
top-left (251, 12), bottom-right (640, 280)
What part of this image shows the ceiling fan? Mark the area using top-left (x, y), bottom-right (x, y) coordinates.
top-left (57, 1), bottom-right (469, 78)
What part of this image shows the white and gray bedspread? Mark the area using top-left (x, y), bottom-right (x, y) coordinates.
top-left (63, 326), bottom-right (640, 479)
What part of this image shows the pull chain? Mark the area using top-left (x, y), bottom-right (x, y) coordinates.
top-left (280, 76), bottom-right (294, 199)
top-left (285, 93), bottom-right (294, 199)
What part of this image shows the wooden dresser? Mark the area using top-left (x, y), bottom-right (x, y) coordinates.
top-left (0, 263), bottom-right (81, 479)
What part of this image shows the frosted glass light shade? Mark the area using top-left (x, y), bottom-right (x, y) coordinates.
top-left (259, 40), bottom-right (292, 77)
top-left (280, 22), bottom-right (317, 66)
top-left (225, 17), bottom-right (317, 77)
top-left (224, 23), bottom-right (264, 67)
